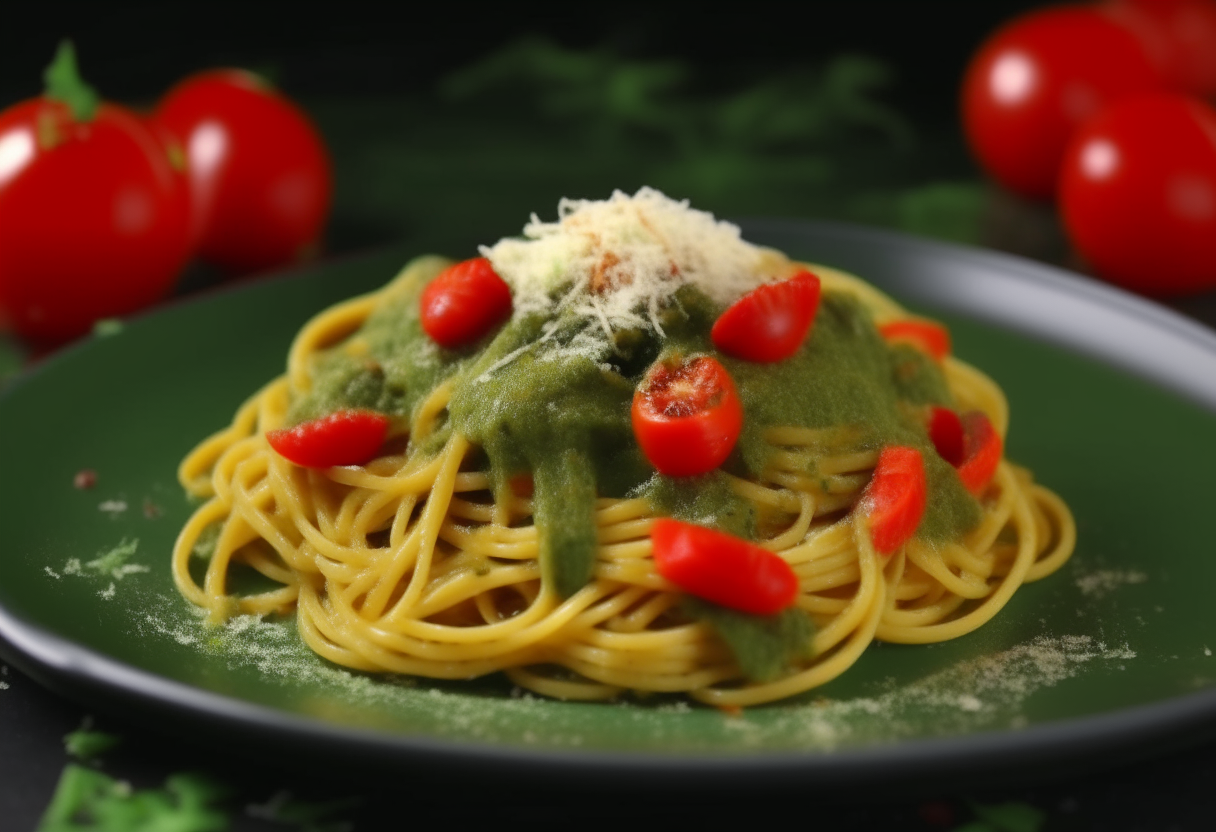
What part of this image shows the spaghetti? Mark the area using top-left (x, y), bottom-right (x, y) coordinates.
top-left (173, 190), bottom-right (1075, 707)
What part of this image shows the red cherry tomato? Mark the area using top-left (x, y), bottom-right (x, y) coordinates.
top-left (961, 6), bottom-right (1160, 200)
top-left (927, 406), bottom-right (965, 467)
top-left (650, 519), bottom-right (799, 615)
top-left (956, 411), bottom-right (1003, 496)
top-left (861, 446), bottom-right (927, 555)
top-left (632, 355), bottom-right (743, 477)
top-left (154, 69), bottom-right (332, 273)
top-left (1060, 93), bottom-right (1216, 296)
top-left (927, 408), bottom-right (1002, 495)
top-left (878, 319), bottom-right (952, 361)
top-left (711, 270), bottom-right (821, 362)
top-left (1104, 0), bottom-right (1216, 97)
top-left (0, 48), bottom-right (191, 344)
top-left (419, 257), bottom-right (513, 348)
top-left (266, 409), bottom-right (390, 468)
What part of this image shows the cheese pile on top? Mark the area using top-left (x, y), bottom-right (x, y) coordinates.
top-left (482, 188), bottom-right (769, 341)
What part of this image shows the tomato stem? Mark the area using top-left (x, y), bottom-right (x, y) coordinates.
top-left (44, 40), bottom-right (99, 123)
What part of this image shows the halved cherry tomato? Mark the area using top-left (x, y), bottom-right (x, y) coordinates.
top-left (956, 411), bottom-right (1003, 496)
top-left (711, 270), bottom-right (821, 362)
top-left (878, 319), bottom-right (952, 361)
top-left (632, 355), bottom-right (743, 477)
top-left (927, 408), bottom-right (1003, 495)
top-left (651, 519), bottom-right (799, 615)
top-left (419, 257), bottom-right (513, 348)
top-left (862, 446), bottom-right (927, 555)
top-left (927, 406), bottom-right (965, 467)
top-left (266, 409), bottom-right (390, 468)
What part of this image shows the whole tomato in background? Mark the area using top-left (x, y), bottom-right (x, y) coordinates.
top-left (1059, 93), bottom-right (1216, 295)
top-left (155, 70), bottom-right (332, 274)
top-left (0, 44), bottom-right (191, 344)
top-left (1105, 0), bottom-right (1216, 97)
top-left (961, 6), bottom-right (1160, 200)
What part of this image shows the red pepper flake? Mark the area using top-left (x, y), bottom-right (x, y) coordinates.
top-left (716, 704), bottom-right (743, 717)
top-left (73, 469), bottom-right (97, 489)
top-left (142, 498), bottom-right (162, 519)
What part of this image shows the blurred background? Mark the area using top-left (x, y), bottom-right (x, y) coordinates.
top-left (3, 3), bottom-right (1216, 830)
top-left (1, 1), bottom-right (1077, 293)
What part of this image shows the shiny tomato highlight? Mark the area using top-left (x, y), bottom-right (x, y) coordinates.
top-left (155, 70), bottom-right (332, 273)
top-left (632, 355), bottom-right (743, 477)
top-left (1060, 93), bottom-right (1216, 296)
top-left (961, 6), bottom-right (1160, 199)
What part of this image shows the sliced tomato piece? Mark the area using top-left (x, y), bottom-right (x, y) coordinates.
top-left (651, 519), bottom-right (799, 615)
top-left (711, 270), bottom-right (822, 362)
top-left (927, 408), bottom-right (1003, 495)
top-left (419, 257), bottom-right (512, 348)
top-left (632, 355), bottom-right (743, 477)
top-left (878, 319), bottom-right (952, 361)
top-left (927, 406), bottom-right (965, 466)
top-left (266, 409), bottom-right (390, 468)
top-left (862, 446), bottom-right (927, 555)
top-left (957, 411), bottom-right (1003, 495)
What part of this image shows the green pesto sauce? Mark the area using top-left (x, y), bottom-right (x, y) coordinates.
top-left (290, 256), bottom-right (471, 426)
top-left (292, 258), bottom-right (982, 602)
top-left (683, 598), bottom-right (814, 682)
top-left (640, 471), bottom-right (757, 540)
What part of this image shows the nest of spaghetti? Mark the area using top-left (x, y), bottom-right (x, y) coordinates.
top-left (173, 190), bottom-right (1074, 707)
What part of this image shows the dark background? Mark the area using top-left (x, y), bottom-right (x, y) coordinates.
top-left (3, 1), bottom-right (1080, 261)
top-left (3, 3), bottom-right (1048, 112)
top-left (3, 3), bottom-right (1216, 830)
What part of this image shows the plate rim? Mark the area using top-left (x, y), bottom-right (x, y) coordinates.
top-left (3, 219), bottom-right (1215, 784)
top-left (4, 599), bottom-right (1216, 786)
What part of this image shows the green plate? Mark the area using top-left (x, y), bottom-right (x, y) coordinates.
top-left (2, 220), bottom-right (1215, 786)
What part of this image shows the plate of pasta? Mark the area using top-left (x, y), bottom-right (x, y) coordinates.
top-left (1, 191), bottom-right (1215, 784)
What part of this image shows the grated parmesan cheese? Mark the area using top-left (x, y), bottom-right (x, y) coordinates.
top-left (1075, 569), bottom-right (1147, 598)
top-left (481, 188), bottom-right (774, 341)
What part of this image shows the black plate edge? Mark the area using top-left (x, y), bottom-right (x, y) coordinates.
top-left (2, 220), bottom-right (1215, 786)
top-left (4, 600), bottom-right (1216, 792)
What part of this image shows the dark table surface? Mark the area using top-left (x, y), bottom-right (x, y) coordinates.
top-left (4, 5), bottom-right (1216, 829)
